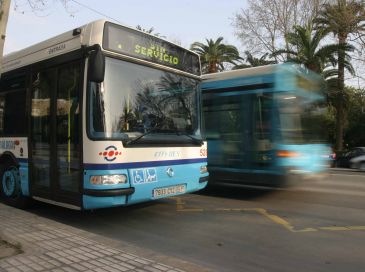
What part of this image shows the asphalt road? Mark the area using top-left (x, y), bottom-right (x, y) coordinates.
top-left (29, 169), bottom-right (365, 272)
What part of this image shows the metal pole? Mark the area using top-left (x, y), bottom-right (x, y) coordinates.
top-left (0, 0), bottom-right (11, 77)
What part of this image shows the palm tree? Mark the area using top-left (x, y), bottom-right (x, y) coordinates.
top-left (232, 51), bottom-right (276, 69)
top-left (323, 68), bottom-right (351, 112)
top-left (273, 23), bottom-right (354, 74)
top-left (136, 25), bottom-right (165, 38)
top-left (315, 0), bottom-right (365, 151)
top-left (190, 37), bottom-right (241, 74)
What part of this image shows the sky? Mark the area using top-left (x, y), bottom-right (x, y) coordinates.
top-left (4, 0), bottom-right (246, 55)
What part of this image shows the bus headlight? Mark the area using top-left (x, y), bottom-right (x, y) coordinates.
top-left (90, 174), bottom-right (127, 185)
top-left (200, 165), bottom-right (208, 174)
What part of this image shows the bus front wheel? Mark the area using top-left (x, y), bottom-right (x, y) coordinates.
top-left (0, 165), bottom-right (29, 208)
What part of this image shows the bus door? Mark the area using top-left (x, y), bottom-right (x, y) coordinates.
top-left (30, 62), bottom-right (82, 206)
top-left (204, 92), bottom-right (252, 170)
top-left (252, 92), bottom-right (274, 168)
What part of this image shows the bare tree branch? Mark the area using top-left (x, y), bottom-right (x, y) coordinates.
top-left (232, 0), bottom-right (328, 59)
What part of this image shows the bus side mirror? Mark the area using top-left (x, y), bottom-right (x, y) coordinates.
top-left (88, 46), bottom-right (105, 83)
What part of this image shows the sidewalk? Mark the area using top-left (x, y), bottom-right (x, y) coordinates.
top-left (0, 203), bottom-right (207, 272)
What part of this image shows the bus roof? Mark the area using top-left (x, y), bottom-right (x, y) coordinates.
top-left (201, 64), bottom-right (278, 82)
top-left (202, 64), bottom-right (324, 98)
top-left (201, 64), bottom-right (324, 82)
top-left (2, 19), bottom-right (199, 74)
top-left (1, 19), bottom-right (106, 72)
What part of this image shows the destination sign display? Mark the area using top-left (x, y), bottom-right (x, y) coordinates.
top-left (103, 23), bottom-right (200, 76)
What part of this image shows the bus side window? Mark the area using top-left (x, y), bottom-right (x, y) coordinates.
top-left (31, 70), bottom-right (56, 144)
top-left (0, 95), bottom-right (4, 133)
top-left (254, 94), bottom-right (273, 151)
top-left (57, 64), bottom-right (80, 145)
top-left (0, 76), bottom-right (27, 135)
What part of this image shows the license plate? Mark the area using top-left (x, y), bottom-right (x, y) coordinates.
top-left (153, 184), bottom-right (186, 198)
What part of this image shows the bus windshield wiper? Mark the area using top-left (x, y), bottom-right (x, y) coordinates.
top-left (166, 129), bottom-right (204, 146)
top-left (124, 129), bottom-right (204, 146)
top-left (124, 129), bottom-right (158, 146)
top-left (180, 132), bottom-right (204, 145)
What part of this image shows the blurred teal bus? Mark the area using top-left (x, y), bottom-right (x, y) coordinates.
top-left (202, 64), bottom-right (330, 187)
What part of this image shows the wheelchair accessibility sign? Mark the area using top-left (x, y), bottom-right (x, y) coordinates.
top-left (132, 168), bottom-right (158, 184)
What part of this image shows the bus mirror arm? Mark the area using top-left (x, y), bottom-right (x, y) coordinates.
top-left (87, 44), bottom-right (105, 83)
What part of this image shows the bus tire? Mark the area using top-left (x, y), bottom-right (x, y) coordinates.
top-left (0, 164), bottom-right (29, 208)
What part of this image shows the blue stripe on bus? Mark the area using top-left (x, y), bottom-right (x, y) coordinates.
top-left (203, 74), bottom-right (275, 90)
top-left (84, 158), bottom-right (208, 170)
top-left (204, 88), bottom-right (274, 97)
top-left (209, 166), bottom-right (282, 175)
top-left (17, 158), bottom-right (28, 163)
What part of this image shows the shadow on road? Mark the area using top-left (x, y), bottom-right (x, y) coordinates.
top-left (197, 183), bottom-right (277, 201)
top-left (27, 184), bottom-right (280, 224)
top-left (27, 199), bottom-right (164, 228)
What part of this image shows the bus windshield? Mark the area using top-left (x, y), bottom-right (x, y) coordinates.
top-left (89, 57), bottom-right (200, 140)
top-left (277, 92), bottom-right (326, 144)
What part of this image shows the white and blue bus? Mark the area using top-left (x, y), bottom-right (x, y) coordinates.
top-left (0, 20), bottom-right (208, 210)
top-left (202, 64), bottom-right (329, 187)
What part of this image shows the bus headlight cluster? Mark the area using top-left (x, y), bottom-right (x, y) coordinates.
top-left (90, 174), bottom-right (127, 185)
top-left (200, 165), bottom-right (208, 174)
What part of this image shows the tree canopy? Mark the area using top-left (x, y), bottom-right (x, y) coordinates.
top-left (190, 37), bottom-right (241, 74)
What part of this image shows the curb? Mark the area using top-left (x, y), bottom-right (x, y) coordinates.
top-left (0, 203), bottom-right (211, 272)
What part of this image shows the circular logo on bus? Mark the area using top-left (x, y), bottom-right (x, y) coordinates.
top-left (166, 167), bottom-right (174, 177)
top-left (98, 145), bottom-right (122, 162)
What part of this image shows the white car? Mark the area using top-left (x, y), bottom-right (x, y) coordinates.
top-left (350, 155), bottom-right (365, 171)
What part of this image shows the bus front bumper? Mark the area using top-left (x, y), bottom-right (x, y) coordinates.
top-left (82, 188), bottom-right (135, 210)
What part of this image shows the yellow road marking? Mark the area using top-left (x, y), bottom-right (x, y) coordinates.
top-left (259, 212), bottom-right (295, 232)
top-left (319, 226), bottom-right (351, 231)
top-left (173, 197), bottom-right (365, 233)
top-left (319, 226), bottom-right (365, 231)
top-left (215, 208), bottom-right (233, 212)
top-left (348, 226), bottom-right (365, 230)
top-left (178, 208), bottom-right (205, 212)
top-left (254, 207), bottom-right (316, 232)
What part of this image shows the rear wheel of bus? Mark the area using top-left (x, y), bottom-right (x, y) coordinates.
top-left (0, 164), bottom-right (29, 208)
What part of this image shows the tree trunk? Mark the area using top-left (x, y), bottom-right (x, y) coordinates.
top-left (335, 97), bottom-right (344, 151)
top-left (208, 61), bottom-right (218, 73)
top-left (335, 33), bottom-right (346, 151)
top-left (0, 0), bottom-right (11, 76)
